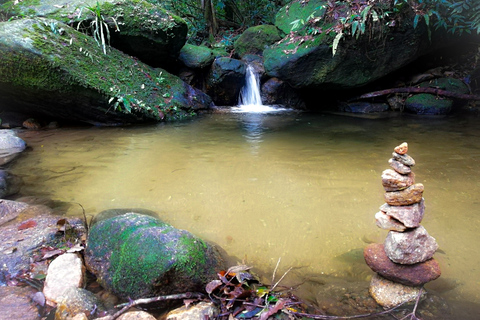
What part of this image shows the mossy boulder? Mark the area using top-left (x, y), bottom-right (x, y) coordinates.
top-left (178, 44), bottom-right (215, 69)
top-left (0, 0), bottom-right (188, 68)
top-left (264, 0), bottom-right (449, 91)
top-left (0, 18), bottom-right (211, 125)
top-left (84, 212), bottom-right (224, 300)
top-left (405, 78), bottom-right (469, 115)
top-left (234, 25), bottom-right (282, 58)
top-left (206, 57), bottom-right (246, 106)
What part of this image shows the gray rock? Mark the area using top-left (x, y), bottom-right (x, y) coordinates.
top-left (55, 287), bottom-right (106, 320)
top-left (388, 158), bottom-right (412, 174)
top-left (384, 226), bottom-right (439, 264)
top-left (380, 199), bottom-right (425, 228)
top-left (0, 199), bottom-right (28, 226)
top-left (0, 130), bottom-right (26, 165)
top-left (0, 170), bottom-right (22, 198)
top-left (375, 211), bottom-right (407, 232)
top-left (0, 286), bottom-right (39, 320)
top-left (206, 57), bottom-right (246, 105)
top-left (391, 152), bottom-right (416, 167)
top-left (381, 169), bottom-right (415, 191)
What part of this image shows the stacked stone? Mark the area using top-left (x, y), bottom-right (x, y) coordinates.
top-left (364, 142), bottom-right (441, 308)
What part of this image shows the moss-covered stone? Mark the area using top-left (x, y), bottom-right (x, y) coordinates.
top-left (85, 212), bottom-right (224, 300)
top-left (178, 44), bottom-right (215, 69)
top-left (1, 0), bottom-right (188, 68)
top-left (274, 0), bottom-right (327, 35)
top-left (0, 18), bottom-right (211, 124)
top-left (233, 25), bottom-right (282, 58)
top-left (405, 93), bottom-right (453, 115)
top-left (419, 77), bottom-right (469, 94)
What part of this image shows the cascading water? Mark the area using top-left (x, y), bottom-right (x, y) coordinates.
top-left (232, 65), bottom-right (287, 113)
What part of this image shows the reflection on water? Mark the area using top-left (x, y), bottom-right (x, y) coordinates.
top-left (9, 112), bottom-right (480, 315)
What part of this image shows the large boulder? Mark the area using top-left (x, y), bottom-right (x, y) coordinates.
top-left (0, 18), bottom-right (212, 125)
top-left (264, 0), bottom-right (450, 91)
top-left (178, 44), bottom-right (215, 69)
top-left (0, 0), bottom-right (188, 69)
top-left (0, 130), bottom-right (26, 165)
top-left (206, 57), bottom-right (246, 106)
top-left (84, 212), bottom-right (224, 300)
top-left (234, 25), bottom-right (282, 58)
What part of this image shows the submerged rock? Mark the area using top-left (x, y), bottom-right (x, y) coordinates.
top-left (369, 274), bottom-right (424, 309)
top-left (85, 212), bottom-right (224, 300)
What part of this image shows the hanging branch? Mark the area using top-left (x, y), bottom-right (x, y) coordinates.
top-left (349, 87), bottom-right (480, 102)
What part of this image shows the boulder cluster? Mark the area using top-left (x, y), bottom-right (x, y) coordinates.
top-left (364, 142), bottom-right (441, 308)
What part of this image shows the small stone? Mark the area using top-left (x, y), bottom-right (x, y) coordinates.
top-left (375, 211), bottom-right (407, 232)
top-left (43, 253), bottom-right (85, 306)
top-left (394, 142), bottom-right (408, 155)
top-left (392, 152), bottom-right (415, 167)
top-left (364, 243), bottom-right (441, 286)
top-left (388, 158), bottom-right (412, 174)
top-left (118, 310), bottom-right (157, 320)
top-left (22, 118), bottom-right (41, 130)
top-left (369, 274), bottom-right (424, 308)
top-left (381, 169), bottom-right (415, 191)
top-left (384, 226), bottom-right (439, 264)
top-left (166, 301), bottom-right (219, 320)
top-left (384, 183), bottom-right (424, 206)
top-left (380, 199), bottom-right (425, 228)
top-left (55, 288), bottom-right (106, 320)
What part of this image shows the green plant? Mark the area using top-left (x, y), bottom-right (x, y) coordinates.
top-left (77, 1), bottom-right (120, 55)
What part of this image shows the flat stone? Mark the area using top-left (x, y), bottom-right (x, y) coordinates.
top-left (392, 152), bottom-right (415, 167)
top-left (394, 142), bottom-right (408, 155)
top-left (0, 286), bottom-right (39, 320)
top-left (43, 253), bottom-right (85, 306)
top-left (0, 199), bottom-right (28, 226)
top-left (369, 274), bottom-right (424, 308)
top-left (166, 302), bottom-right (219, 320)
top-left (379, 199), bottom-right (425, 228)
top-left (384, 183), bottom-right (424, 206)
top-left (381, 169), bottom-right (415, 191)
top-left (384, 226), bottom-right (439, 264)
top-left (375, 211), bottom-right (407, 232)
top-left (388, 158), bottom-right (412, 174)
top-left (364, 243), bottom-right (441, 286)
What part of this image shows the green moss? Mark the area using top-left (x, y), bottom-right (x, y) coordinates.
top-left (234, 25), bottom-right (282, 57)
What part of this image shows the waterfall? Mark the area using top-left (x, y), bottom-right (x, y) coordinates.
top-left (238, 65), bottom-right (263, 107)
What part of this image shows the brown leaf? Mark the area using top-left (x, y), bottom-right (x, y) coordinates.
top-left (206, 279), bottom-right (223, 294)
top-left (259, 299), bottom-right (287, 320)
top-left (18, 220), bottom-right (37, 230)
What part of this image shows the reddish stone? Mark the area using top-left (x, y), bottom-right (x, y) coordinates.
top-left (379, 199), bottom-right (425, 228)
top-left (364, 243), bottom-right (441, 286)
top-left (381, 169), bottom-right (415, 191)
top-left (375, 211), bottom-right (407, 232)
top-left (384, 183), bottom-right (424, 206)
top-left (394, 142), bottom-right (408, 155)
top-left (388, 158), bottom-right (411, 174)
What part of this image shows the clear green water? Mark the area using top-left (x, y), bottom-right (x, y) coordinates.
top-left (10, 112), bottom-right (480, 313)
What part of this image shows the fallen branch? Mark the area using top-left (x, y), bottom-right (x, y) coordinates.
top-left (349, 87), bottom-right (480, 101)
top-left (107, 292), bottom-right (205, 320)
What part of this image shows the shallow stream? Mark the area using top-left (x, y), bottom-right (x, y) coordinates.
top-left (10, 111), bottom-right (480, 315)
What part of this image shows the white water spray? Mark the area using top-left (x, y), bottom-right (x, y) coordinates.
top-left (232, 65), bottom-right (287, 113)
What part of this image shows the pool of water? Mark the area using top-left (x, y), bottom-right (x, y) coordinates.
top-left (9, 111), bottom-right (480, 314)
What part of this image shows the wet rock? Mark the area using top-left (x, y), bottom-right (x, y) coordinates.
top-left (405, 94), bottom-right (453, 115)
top-left (394, 142), bottom-right (408, 155)
top-left (84, 212), bottom-right (224, 301)
top-left (0, 170), bottom-right (22, 198)
top-left (339, 102), bottom-right (390, 113)
top-left (381, 169), bottom-right (415, 191)
top-left (0, 130), bottom-right (26, 165)
top-left (117, 311), bottom-right (157, 320)
top-left (384, 226), bottom-right (439, 264)
top-left (375, 211), bottom-right (407, 232)
top-left (380, 199), bottom-right (425, 228)
top-left (384, 183), bottom-right (424, 206)
top-left (178, 44), bottom-right (215, 69)
top-left (388, 158), bottom-right (412, 174)
top-left (260, 77), bottom-right (306, 109)
top-left (369, 274), bottom-right (424, 309)
top-left (206, 57), bottom-right (246, 105)
top-left (44, 253), bottom-right (85, 306)
top-left (364, 243), bottom-right (441, 286)
top-left (0, 199), bottom-right (28, 226)
top-left (0, 206), bottom-right (86, 285)
top-left (55, 287), bottom-right (106, 320)
top-left (391, 152), bottom-right (416, 167)
top-left (0, 286), bottom-right (39, 320)
top-left (166, 301), bottom-right (219, 320)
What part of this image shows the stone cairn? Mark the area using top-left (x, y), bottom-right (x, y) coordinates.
top-left (364, 142), bottom-right (441, 308)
